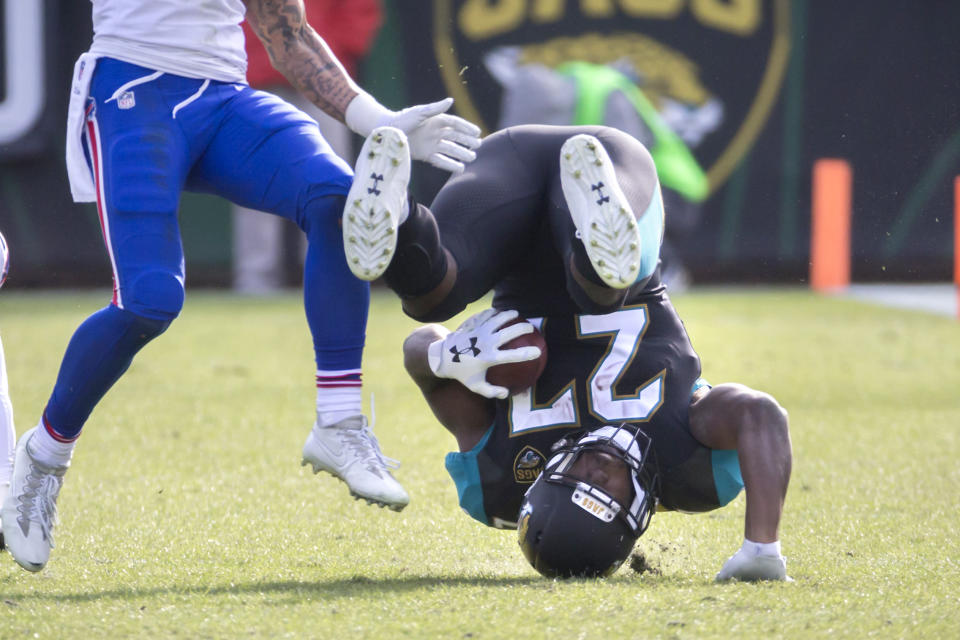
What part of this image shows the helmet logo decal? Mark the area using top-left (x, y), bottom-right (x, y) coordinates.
top-left (571, 487), bottom-right (618, 523)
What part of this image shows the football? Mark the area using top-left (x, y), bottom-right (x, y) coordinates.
top-left (486, 317), bottom-right (548, 395)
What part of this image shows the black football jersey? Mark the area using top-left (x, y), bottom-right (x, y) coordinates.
top-left (448, 286), bottom-right (729, 528)
top-left (428, 125), bottom-right (739, 527)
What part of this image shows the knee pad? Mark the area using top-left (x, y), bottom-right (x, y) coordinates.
top-left (122, 269), bottom-right (185, 321)
top-left (384, 202), bottom-right (448, 298)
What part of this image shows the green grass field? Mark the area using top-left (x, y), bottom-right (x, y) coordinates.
top-left (1, 288), bottom-right (958, 638)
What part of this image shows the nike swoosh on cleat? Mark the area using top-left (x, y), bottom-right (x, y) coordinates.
top-left (309, 438), bottom-right (350, 469)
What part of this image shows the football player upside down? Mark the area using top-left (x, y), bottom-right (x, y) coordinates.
top-left (343, 123), bottom-right (793, 581)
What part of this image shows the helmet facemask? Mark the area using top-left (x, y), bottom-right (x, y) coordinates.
top-left (517, 424), bottom-right (659, 577)
top-left (545, 424), bottom-right (658, 536)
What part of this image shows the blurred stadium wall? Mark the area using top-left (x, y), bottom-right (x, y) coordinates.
top-left (1, 0), bottom-right (957, 288)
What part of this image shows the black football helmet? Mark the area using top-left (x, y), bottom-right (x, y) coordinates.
top-left (517, 424), bottom-right (659, 578)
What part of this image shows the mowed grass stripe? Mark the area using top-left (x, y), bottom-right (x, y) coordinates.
top-left (0, 288), bottom-right (957, 638)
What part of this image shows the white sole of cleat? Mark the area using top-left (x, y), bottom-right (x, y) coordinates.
top-left (560, 134), bottom-right (642, 289)
top-left (301, 459), bottom-right (407, 512)
top-left (343, 127), bottom-right (411, 281)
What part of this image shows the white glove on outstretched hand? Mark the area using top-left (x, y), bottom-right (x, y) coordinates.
top-left (716, 544), bottom-right (793, 582)
top-left (346, 93), bottom-right (481, 174)
top-left (427, 309), bottom-right (541, 400)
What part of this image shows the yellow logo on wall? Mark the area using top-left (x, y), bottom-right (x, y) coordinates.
top-left (432, 0), bottom-right (790, 193)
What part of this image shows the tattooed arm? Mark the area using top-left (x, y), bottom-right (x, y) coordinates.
top-left (243, 0), bottom-right (482, 173)
top-left (243, 0), bottom-right (358, 120)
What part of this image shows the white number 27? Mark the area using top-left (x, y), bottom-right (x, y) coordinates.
top-left (509, 307), bottom-right (665, 436)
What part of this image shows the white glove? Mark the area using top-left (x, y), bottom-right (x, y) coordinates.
top-left (427, 308), bottom-right (542, 400)
top-left (715, 546), bottom-right (793, 582)
top-left (346, 93), bottom-right (481, 174)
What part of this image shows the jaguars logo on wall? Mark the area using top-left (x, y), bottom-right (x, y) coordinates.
top-left (430, 0), bottom-right (789, 194)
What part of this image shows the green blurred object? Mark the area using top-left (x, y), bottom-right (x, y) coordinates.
top-left (559, 61), bottom-right (709, 202)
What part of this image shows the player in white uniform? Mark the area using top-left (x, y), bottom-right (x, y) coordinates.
top-left (1, 0), bottom-right (482, 572)
top-left (0, 231), bottom-right (13, 550)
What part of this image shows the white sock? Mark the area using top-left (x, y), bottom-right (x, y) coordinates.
top-left (743, 538), bottom-right (782, 557)
top-left (26, 421), bottom-right (76, 468)
top-left (315, 369), bottom-right (363, 427)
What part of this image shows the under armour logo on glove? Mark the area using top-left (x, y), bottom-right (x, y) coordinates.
top-left (449, 338), bottom-right (481, 362)
top-left (427, 308), bottom-right (542, 399)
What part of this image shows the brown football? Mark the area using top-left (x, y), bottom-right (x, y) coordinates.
top-left (486, 318), bottom-right (548, 395)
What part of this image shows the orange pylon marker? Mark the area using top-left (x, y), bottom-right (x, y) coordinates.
top-left (810, 159), bottom-right (852, 292)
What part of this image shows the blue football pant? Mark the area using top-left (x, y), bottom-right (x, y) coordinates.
top-left (45, 58), bottom-right (367, 439)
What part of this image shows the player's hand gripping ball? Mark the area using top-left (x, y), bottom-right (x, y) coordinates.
top-left (428, 308), bottom-right (548, 399)
top-left (0, 230), bottom-right (9, 289)
top-left (486, 316), bottom-right (548, 395)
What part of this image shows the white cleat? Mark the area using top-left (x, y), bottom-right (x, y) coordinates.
top-left (343, 126), bottom-right (411, 281)
top-left (560, 134), bottom-right (642, 289)
top-left (1, 427), bottom-right (67, 572)
top-left (301, 415), bottom-right (409, 511)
